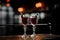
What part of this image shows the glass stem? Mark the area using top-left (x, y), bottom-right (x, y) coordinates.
top-left (24, 25), bottom-right (27, 40)
top-left (33, 25), bottom-right (36, 40)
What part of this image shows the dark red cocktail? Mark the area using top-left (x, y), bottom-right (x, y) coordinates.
top-left (30, 15), bottom-right (37, 25)
top-left (30, 17), bottom-right (37, 25)
top-left (22, 17), bottom-right (28, 25)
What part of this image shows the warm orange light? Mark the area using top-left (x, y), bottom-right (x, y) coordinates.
top-left (6, 0), bottom-right (10, 2)
top-left (6, 3), bottom-right (10, 7)
top-left (35, 2), bottom-right (44, 8)
top-left (18, 7), bottom-right (24, 13)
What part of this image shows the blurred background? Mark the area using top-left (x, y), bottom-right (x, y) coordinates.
top-left (0, 0), bottom-right (60, 40)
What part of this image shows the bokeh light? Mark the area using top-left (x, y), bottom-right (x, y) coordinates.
top-left (35, 2), bottom-right (44, 8)
top-left (6, 3), bottom-right (10, 7)
top-left (18, 7), bottom-right (24, 13)
top-left (40, 12), bottom-right (45, 19)
top-left (6, 0), bottom-right (10, 2)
